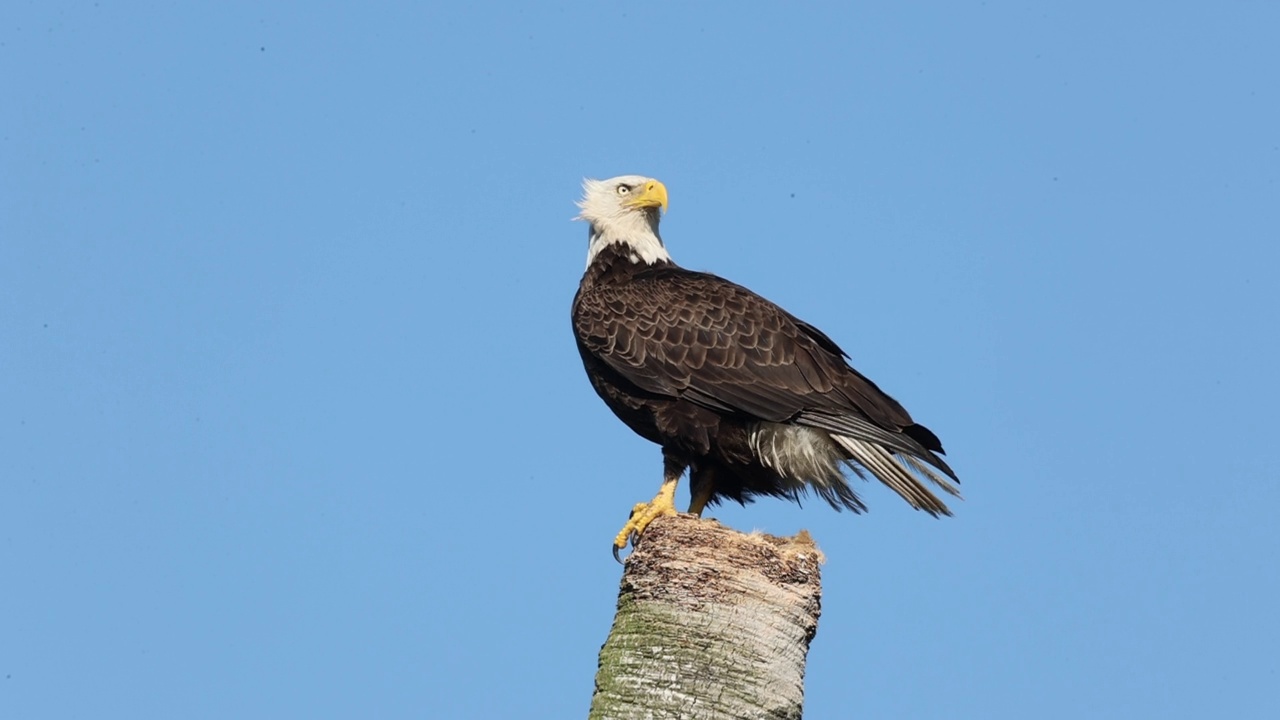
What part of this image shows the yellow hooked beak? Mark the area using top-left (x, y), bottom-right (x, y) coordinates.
top-left (624, 179), bottom-right (669, 213)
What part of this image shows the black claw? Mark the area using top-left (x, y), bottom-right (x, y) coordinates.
top-left (613, 530), bottom-right (641, 564)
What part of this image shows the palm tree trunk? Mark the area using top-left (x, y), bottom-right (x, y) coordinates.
top-left (588, 515), bottom-right (824, 720)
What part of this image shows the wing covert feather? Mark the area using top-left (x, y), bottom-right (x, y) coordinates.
top-left (576, 268), bottom-right (912, 431)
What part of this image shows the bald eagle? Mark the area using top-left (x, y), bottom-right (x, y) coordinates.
top-left (571, 176), bottom-right (960, 558)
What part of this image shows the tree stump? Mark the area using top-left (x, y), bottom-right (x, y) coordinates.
top-left (589, 515), bottom-right (824, 720)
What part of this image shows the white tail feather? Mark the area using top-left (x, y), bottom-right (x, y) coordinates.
top-left (831, 435), bottom-right (955, 516)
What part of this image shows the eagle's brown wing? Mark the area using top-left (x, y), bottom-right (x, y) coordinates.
top-left (574, 266), bottom-right (957, 485)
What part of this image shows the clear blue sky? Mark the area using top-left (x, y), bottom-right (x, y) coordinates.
top-left (4, 3), bottom-right (1278, 718)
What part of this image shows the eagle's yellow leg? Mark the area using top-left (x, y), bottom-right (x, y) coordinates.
top-left (613, 453), bottom-right (685, 560)
top-left (613, 478), bottom-right (678, 554)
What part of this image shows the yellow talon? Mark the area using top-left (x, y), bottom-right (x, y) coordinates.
top-left (612, 478), bottom-right (679, 560)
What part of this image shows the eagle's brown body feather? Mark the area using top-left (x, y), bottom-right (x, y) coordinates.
top-left (573, 243), bottom-right (959, 514)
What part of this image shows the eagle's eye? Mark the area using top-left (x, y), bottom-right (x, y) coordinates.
top-left (616, 184), bottom-right (631, 196)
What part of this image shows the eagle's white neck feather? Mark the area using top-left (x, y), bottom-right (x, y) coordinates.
top-left (584, 224), bottom-right (670, 268)
top-left (577, 176), bottom-right (672, 268)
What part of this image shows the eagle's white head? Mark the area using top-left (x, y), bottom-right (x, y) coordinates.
top-left (576, 175), bottom-right (671, 268)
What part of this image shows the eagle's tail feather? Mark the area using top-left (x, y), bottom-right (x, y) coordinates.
top-left (898, 453), bottom-right (963, 499)
top-left (748, 423), bottom-right (868, 512)
top-left (799, 411), bottom-right (959, 482)
top-left (831, 435), bottom-right (956, 517)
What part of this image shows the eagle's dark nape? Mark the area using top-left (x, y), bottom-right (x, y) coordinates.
top-left (571, 175), bottom-right (961, 556)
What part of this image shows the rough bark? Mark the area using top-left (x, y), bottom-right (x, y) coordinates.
top-left (589, 515), bottom-right (824, 720)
